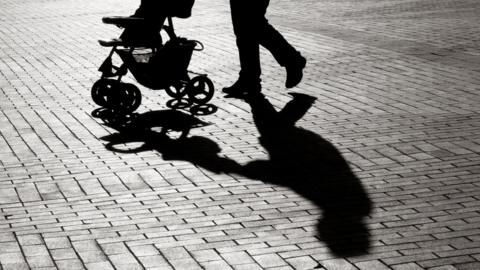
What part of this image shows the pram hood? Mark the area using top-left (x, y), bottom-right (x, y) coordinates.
top-left (135, 0), bottom-right (195, 19)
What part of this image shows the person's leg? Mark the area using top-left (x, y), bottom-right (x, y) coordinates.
top-left (226, 0), bottom-right (306, 93)
top-left (223, 0), bottom-right (266, 95)
top-left (256, 5), bottom-right (307, 88)
top-left (258, 22), bottom-right (301, 67)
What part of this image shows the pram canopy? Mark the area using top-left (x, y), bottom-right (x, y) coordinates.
top-left (135, 0), bottom-right (195, 19)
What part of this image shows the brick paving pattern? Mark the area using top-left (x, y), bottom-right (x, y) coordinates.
top-left (1, 0), bottom-right (480, 269)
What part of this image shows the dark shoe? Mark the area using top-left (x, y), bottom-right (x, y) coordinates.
top-left (222, 79), bottom-right (261, 97)
top-left (285, 56), bottom-right (307, 88)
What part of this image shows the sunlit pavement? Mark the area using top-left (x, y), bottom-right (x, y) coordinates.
top-left (1, 0), bottom-right (480, 269)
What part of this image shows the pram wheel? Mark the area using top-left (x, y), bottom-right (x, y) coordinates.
top-left (91, 79), bottom-right (141, 113)
top-left (165, 82), bottom-right (187, 99)
top-left (91, 79), bottom-right (116, 107)
top-left (113, 83), bottom-right (142, 113)
top-left (186, 76), bottom-right (214, 104)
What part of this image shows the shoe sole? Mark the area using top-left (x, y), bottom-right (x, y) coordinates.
top-left (286, 57), bottom-right (307, 88)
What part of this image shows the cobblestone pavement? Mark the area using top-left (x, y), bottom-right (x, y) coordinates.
top-left (1, 0), bottom-right (480, 269)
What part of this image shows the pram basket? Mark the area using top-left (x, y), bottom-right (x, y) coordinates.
top-left (116, 37), bottom-right (198, 89)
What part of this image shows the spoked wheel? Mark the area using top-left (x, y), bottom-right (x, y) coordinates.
top-left (91, 79), bottom-right (117, 107)
top-left (92, 80), bottom-right (141, 113)
top-left (113, 83), bottom-right (142, 113)
top-left (166, 98), bottom-right (192, 110)
top-left (190, 104), bottom-right (218, 116)
top-left (186, 76), bottom-right (214, 104)
top-left (165, 81), bottom-right (187, 99)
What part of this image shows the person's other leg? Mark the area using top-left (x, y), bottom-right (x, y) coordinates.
top-left (257, 4), bottom-right (306, 88)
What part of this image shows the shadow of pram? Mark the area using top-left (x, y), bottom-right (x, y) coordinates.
top-left (95, 109), bottom-right (211, 141)
top-left (98, 93), bottom-right (372, 257)
top-left (98, 109), bottom-right (240, 174)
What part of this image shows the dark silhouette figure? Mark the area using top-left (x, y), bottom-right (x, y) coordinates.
top-left (223, 0), bottom-right (307, 96)
top-left (98, 95), bottom-right (372, 256)
top-left (242, 93), bottom-right (372, 256)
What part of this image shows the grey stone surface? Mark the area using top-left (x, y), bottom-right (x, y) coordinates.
top-left (1, 0), bottom-right (480, 269)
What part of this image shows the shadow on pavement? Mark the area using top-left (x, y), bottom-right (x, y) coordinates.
top-left (243, 93), bottom-right (372, 256)
top-left (95, 93), bottom-right (372, 256)
top-left (97, 109), bottom-right (240, 173)
top-left (95, 108), bottom-right (211, 142)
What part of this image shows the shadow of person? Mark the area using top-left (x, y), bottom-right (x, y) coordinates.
top-left (97, 99), bottom-right (372, 256)
top-left (241, 93), bottom-right (373, 257)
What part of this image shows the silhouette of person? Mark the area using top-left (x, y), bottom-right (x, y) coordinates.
top-left (223, 0), bottom-right (307, 96)
top-left (243, 93), bottom-right (372, 256)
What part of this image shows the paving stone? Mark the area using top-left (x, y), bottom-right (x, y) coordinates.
top-left (391, 262), bottom-right (425, 270)
top-left (55, 259), bottom-right (86, 270)
top-left (99, 242), bottom-right (129, 255)
top-left (429, 266), bottom-right (458, 270)
top-left (84, 261), bottom-right (115, 270)
top-left (221, 251), bottom-right (255, 265)
top-left (1, 263), bottom-right (30, 270)
top-left (252, 254), bottom-right (287, 268)
top-left (0, 242), bottom-right (22, 253)
top-left (50, 248), bottom-right (78, 261)
top-left (1, 0), bottom-right (480, 269)
top-left (22, 245), bottom-right (50, 257)
top-left (24, 255), bottom-right (55, 268)
top-left (17, 234), bottom-right (43, 246)
top-left (285, 256), bottom-right (320, 270)
top-left (44, 237), bottom-right (72, 249)
top-left (232, 264), bottom-right (264, 270)
top-left (319, 259), bottom-right (357, 270)
top-left (136, 255), bottom-right (170, 268)
top-left (77, 250), bottom-right (108, 264)
top-left (200, 260), bottom-right (234, 270)
top-left (0, 252), bottom-right (27, 265)
top-left (168, 258), bottom-right (203, 270)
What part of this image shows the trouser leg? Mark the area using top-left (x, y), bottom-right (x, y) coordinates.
top-left (259, 21), bottom-right (302, 67)
top-left (230, 0), bottom-right (270, 83)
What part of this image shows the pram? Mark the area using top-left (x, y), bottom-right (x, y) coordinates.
top-left (91, 2), bottom-right (214, 114)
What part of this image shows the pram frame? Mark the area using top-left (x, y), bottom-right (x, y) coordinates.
top-left (92, 16), bottom-right (214, 113)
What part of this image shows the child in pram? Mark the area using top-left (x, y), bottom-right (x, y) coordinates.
top-left (92, 0), bottom-right (215, 115)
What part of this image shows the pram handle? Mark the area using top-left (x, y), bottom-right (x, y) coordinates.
top-left (162, 17), bottom-right (203, 51)
top-left (162, 25), bottom-right (176, 40)
top-left (162, 17), bottom-right (181, 41)
top-left (193, 40), bottom-right (204, 51)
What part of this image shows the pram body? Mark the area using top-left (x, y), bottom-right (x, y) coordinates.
top-left (92, 11), bottom-right (214, 114)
